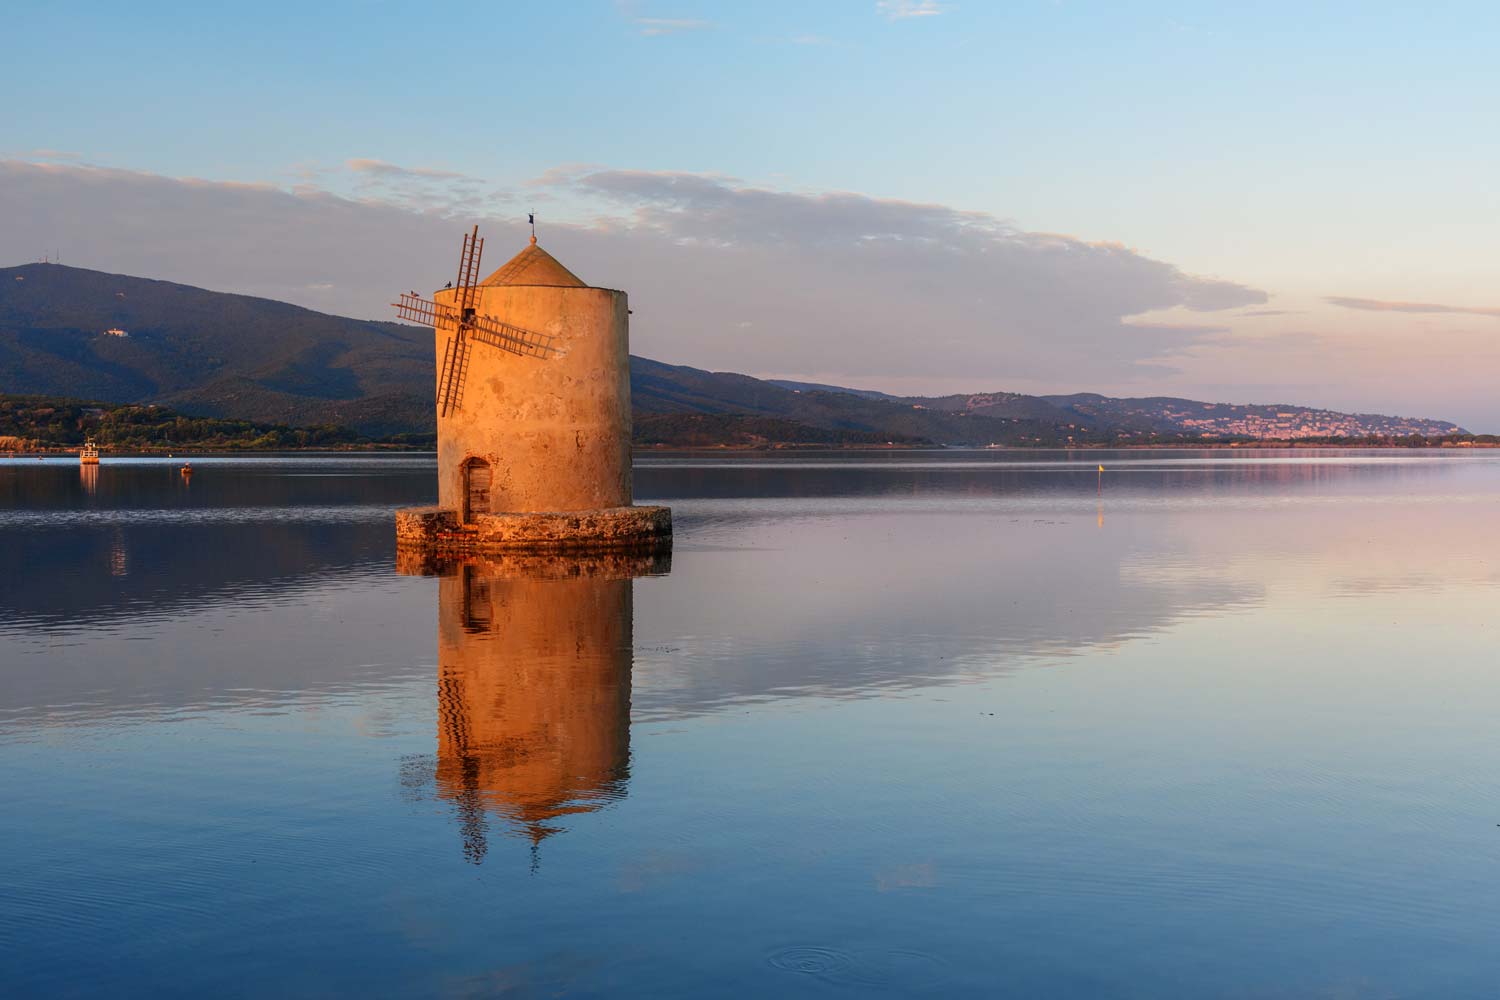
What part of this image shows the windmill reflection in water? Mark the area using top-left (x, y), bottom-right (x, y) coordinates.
top-left (400, 550), bottom-right (669, 866)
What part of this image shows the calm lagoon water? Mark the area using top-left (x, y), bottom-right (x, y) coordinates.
top-left (3, 449), bottom-right (1500, 997)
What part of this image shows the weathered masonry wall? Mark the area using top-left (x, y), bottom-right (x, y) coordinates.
top-left (434, 284), bottom-right (632, 516)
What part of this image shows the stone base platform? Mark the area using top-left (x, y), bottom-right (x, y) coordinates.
top-left (396, 504), bottom-right (672, 556)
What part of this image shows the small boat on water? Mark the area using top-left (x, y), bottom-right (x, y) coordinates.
top-left (180, 462), bottom-right (193, 476)
top-left (80, 439), bottom-right (100, 466)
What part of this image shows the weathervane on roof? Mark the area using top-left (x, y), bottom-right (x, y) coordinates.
top-left (528, 213), bottom-right (536, 244)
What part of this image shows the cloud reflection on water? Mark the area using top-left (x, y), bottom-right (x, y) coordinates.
top-left (1, 451), bottom-right (1496, 737)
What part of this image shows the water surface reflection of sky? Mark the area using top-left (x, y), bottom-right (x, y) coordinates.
top-left (3, 450), bottom-right (1499, 997)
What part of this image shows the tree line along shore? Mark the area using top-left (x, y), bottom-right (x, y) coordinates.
top-left (2, 395), bottom-right (1496, 453)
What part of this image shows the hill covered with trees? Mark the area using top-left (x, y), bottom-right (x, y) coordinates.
top-left (1, 262), bottom-right (1472, 447)
top-left (0, 396), bottom-right (428, 451)
top-left (1, 263), bottom-right (431, 436)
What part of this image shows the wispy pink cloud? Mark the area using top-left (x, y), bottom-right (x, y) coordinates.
top-left (346, 159), bottom-right (469, 181)
top-left (1327, 296), bottom-right (1500, 318)
top-left (19, 149), bottom-right (83, 161)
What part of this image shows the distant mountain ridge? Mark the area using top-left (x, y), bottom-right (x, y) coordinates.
top-left (765, 378), bottom-right (898, 401)
top-left (0, 262), bottom-right (1468, 442)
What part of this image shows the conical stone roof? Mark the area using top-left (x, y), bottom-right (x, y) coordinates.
top-left (481, 237), bottom-right (586, 288)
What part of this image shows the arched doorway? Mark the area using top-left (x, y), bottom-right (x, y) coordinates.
top-left (463, 458), bottom-right (491, 520)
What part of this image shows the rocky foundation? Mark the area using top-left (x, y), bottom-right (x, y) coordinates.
top-left (396, 505), bottom-right (672, 556)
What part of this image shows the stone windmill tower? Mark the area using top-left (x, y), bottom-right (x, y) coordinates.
top-left (393, 226), bottom-right (670, 553)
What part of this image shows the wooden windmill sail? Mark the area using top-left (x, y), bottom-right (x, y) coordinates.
top-left (393, 225), bottom-right (557, 417)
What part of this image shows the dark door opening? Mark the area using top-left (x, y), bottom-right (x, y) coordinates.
top-left (464, 458), bottom-right (491, 519)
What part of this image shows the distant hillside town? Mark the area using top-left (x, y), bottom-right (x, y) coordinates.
top-left (1163, 407), bottom-right (1461, 440)
top-left (1039, 398), bottom-right (1464, 440)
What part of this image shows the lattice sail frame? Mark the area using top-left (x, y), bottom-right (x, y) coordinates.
top-left (393, 295), bottom-right (558, 359)
top-left (392, 226), bottom-right (559, 417)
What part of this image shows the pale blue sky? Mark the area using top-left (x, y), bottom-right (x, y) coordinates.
top-left (3, 2), bottom-right (1498, 425)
